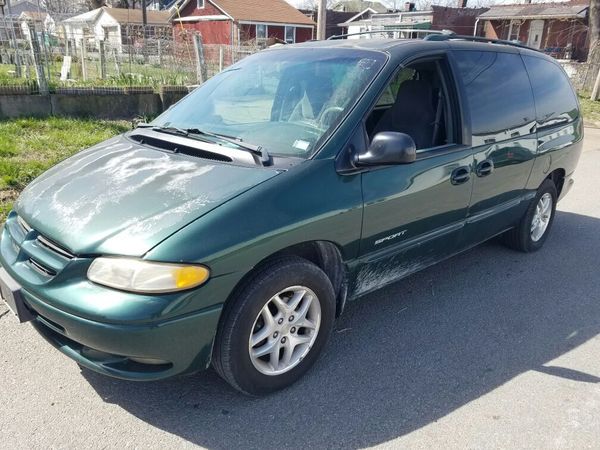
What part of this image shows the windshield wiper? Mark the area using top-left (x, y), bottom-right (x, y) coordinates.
top-left (136, 124), bottom-right (271, 166)
top-left (187, 128), bottom-right (271, 166)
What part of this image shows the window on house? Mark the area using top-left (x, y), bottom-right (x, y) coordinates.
top-left (256, 24), bottom-right (267, 39)
top-left (197, 0), bottom-right (204, 8)
top-left (508, 20), bottom-right (521, 41)
top-left (285, 26), bottom-right (295, 44)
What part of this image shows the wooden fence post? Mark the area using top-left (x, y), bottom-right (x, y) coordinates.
top-left (27, 23), bottom-right (48, 95)
top-left (112, 48), bottom-right (121, 76)
top-left (193, 33), bottom-right (207, 83)
top-left (219, 45), bottom-right (224, 72)
top-left (99, 40), bottom-right (107, 79)
top-left (80, 38), bottom-right (87, 81)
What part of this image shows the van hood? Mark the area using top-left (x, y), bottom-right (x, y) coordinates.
top-left (15, 135), bottom-right (280, 256)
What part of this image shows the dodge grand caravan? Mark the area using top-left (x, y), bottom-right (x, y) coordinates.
top-left (0, 35), bottom-right (582, 394)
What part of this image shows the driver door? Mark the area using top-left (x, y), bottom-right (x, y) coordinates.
top-left (353, 55), bottom-right (474, 297)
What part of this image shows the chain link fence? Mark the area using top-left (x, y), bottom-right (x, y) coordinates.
top-left (0, 15), bottom-right (262, 95)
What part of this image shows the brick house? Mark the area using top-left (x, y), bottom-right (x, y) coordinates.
top-left (476, 0), bottom-right (589, 60)
top-left (170, 0), bottom-right (316, 45)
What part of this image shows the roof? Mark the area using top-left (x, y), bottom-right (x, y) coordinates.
top-left (19, 11), bottom-right (51, 21)
top-left (331, 1), bottom-right (388, 13)
top-left (212, 0), bottom-right (315, 25)
top-left (5, 0), bottom-right (46, 18)
top-left (340, 10), bottom-right (433, 27)
top-left (62, 8), bottom-right (102, 24)
top-left (172, 0), bottom-right (315, 26)
top-left (62, 7), bottom-right (170, 25)
top-left (478, 2), bottom-right (588, 20)
top-left (102, 7), bottom-right (170, 25)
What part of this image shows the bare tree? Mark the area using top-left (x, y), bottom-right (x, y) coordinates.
top-left (590, 0), bottom-right (600, 63)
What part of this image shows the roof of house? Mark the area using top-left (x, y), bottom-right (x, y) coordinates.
top-left (331, 0), bottom-right (388, 13)
top-left (19, 11), bottom-right (51, 22)
top-left (62, 7), bottom-right (170, 25)
top-left (478, 2), bottom-right (588, 20)
top-left (339, 9), bottom-right (433, 27)
top-left (214, 0), bottom-right (315, 25)
top-left (5, 0), bottom-right (46, 18)
top-left (102, 7), bottom-right (170, 25)
top-left (172, 0), bottom-right (315, 26)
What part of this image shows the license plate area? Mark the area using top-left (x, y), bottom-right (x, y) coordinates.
top-left (0, 267), bottom-right (34, 323)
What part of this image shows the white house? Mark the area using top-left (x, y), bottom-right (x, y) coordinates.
top-left (61, 7), bottom-right (170, 53)
top-left (19, 11), bottom-right (56, 40)
top-left (338, 8), bottom-right (433, 39)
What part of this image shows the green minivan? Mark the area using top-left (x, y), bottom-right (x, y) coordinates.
top-left (0, 36), bottom-right (582, 395)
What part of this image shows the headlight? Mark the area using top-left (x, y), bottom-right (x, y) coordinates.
top-left (87, 257), bottom-right (210, 293)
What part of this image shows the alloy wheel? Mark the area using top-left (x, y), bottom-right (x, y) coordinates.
top-left (248, 286), bottom-right (321, 376)
top-left (530, 192), bottom-right (553, 242)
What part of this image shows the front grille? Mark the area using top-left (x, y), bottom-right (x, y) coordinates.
top-left (17, 216), bottom-right (32, 234)
top-left (29, 258), bottom-right (57, 277)
top-left (37, 235), bottom-right (75, 260)
top-left (3, 214), bottom-right (75, 281)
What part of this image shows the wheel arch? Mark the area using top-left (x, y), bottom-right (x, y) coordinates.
top-left (546, 168), bottom-right (566, 197)
top-left (224, 240), bottom-right (349, 320)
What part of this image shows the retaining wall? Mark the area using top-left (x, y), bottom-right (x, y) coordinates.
top-left (0, 86), bottom-right (190, 120)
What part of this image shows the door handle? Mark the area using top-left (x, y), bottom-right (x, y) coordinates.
top-left (450, 166), bottom-right (471, 185)
top-left (476, 159), bottom-right (494, 177)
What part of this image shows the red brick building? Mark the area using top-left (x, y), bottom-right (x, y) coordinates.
top-left (477, 0), bottom-right (589, 60)
top-left (170, 0), bottom-right (316, 45)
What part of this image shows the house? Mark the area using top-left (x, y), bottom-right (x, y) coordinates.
top-left (61, 7), bottom-right (171, 52)
top-left (331, 0), bottom-right (388, 13)
top-left (338, 5), bottom-right (433, 39)
top-left (170, 0), bottom-right (316, 45)
top-left (338, 4), bottom-right (487, 40)
top-left (430, 5), bottom-right (488, 35)
top-left (19, 11), bottom-right (56, 39)
top-left (300, 9), bottom-right (355, 39)
top-left (476, 0), bottom-right (589, 60)
top-left (0, 0), bottom-right (48, 41)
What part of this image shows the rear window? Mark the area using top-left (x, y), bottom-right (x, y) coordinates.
top-left (453, 50), bottom-right (536, 145)
top-left (522, 55), bottom-right (579, 129)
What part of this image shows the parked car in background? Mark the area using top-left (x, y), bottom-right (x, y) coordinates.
top-left (0, 36), bottom-right (582, 395)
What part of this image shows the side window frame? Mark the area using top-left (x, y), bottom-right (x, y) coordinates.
top-left (521, 53), bottom-right (580, 132)
top-left (450, 49), bottom-right (536, 145)
top-left (363, 52), bottom-right (466, 157)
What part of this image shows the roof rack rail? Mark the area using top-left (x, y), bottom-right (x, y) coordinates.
top-left (327, 29), bottom-right (539, 51)
top-left (328, 29), bottom-right (447, 40)
top-left (424, 33), bottom-right (538, 51)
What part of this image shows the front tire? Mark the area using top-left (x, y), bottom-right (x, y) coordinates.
top-left (212, 256), bottom-right (335, 395)
top-left (502, 179), bottom-right (557, 252)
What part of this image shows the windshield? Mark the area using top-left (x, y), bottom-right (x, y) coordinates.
top-left (151, 48), bottom-right (386, 158)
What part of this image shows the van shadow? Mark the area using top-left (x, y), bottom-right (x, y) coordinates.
top-left (82, 211), bottom-right (600, 449)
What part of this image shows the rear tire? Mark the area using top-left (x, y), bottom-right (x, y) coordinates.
top-left (213, 256), bottom-right (335, 395)
top-left (502, 179), bottom-right (557, 252)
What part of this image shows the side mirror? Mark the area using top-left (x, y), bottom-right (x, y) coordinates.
top-left (355, 132), bottom-right (416, 166)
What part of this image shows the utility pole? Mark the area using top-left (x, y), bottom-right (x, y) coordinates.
top-left (142, 0), bottom-right (147, 28)
top-left (316, 0), bottom-right (327, 40)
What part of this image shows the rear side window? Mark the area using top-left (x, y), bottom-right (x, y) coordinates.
top-left (453, 51), bottom-right (536, 145)
top-left (522, 55), bottom-right (579, 129)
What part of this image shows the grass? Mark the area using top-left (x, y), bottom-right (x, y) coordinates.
top-left (1, 61), bottom-right (195, 89)
top-left (578, 93), bottom-right (600, 125)
top-left (0, 117), bottom-right (129, 221)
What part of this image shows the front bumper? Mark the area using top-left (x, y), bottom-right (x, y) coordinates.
top-left (0, 211), bottom-right (234, 381)
top-left (22, 287), bottom-right (222, 380)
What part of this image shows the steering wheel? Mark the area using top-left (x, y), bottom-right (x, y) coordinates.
top-left (319, 106), bottom-right (344, 128)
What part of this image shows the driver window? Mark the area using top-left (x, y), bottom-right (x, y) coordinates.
top-left (366, 59), bottom-right (455, 150)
